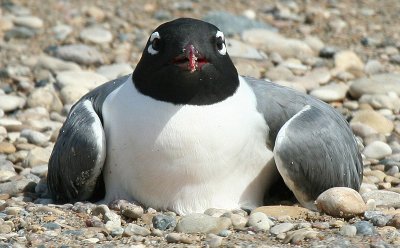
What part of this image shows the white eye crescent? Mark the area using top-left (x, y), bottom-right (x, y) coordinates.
top-left (148, 31), bottom-right (161, 55)
top-left (215, 30), bottom-right (227, 55)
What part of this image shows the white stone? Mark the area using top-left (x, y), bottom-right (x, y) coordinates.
top-left (309, 83), bottom-right (349, 102)
top-left (13, 16), bottom-right (44, 29)
top-left (226, 39), bottom-right (265, 60)
top-left (363, 141), bottom-right (392, 159)
top-left (96, 63), bottom-right (133, 80)
top-left (0, 95), bottom-right (26, 112)
top-left (57, 70), bottom-right (108, 90)
top-left (80, 26), bottom-right (113, 44)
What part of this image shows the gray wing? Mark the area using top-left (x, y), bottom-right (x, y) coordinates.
top-left (47, 74), bottom-right (129, 203)
top-left (245, 76), bottom-right (363, 208)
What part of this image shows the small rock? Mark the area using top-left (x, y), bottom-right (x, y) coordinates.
top-left (351, 110), bottom-right (394, 135)
top-left (5, 27), bottom-right (36, 39)
top-left (80, 26), bottom-right (113, 44)
top-left (354, 221), bottom-right (375, 236)
top-left (52, 24), bottom-right (73, 40)
top-left (226, 39), bottom-right (265, 60)
top-left (203, 11), bottom-right (276, 36)
top-left (283, 228), bottom-right (319, 244)
top-left (0, 142), bottom-right (16, 154)
top-left (13, 16), bottom-right (44, 29)
top-left (20, 129), bottom-right (49, 146)
top-left (316, 187), bottom-right (367, 218)
top-left (55, 44), bottom-right (104, 65)
top-left (0, 224), bottom-right (12, 234)
top-left (364, 60), bottom-right (385, 75)
top-left (363, 141), bottom-right (392, 159)
top-left (57, 70), bottom-right (108, 90)
top-left (362, 190), bottom-right (400, 208)
top-left (166, 232), bottom-right (193, 244)
top-left (387, 214), bottom-right (400, 228)
top-left (230, 213), bottom-right (247, 229)
top-left (252, 205), bottom-right (310, 219)
top-left (349, 73), bottom-right (400, 98)
top-left (206, 233), bottom-right (223, 247)
top-left (319, 46), bottom-right (336, 58)
top-left (96, 63), bottom-right (133, 80)
top-left (42, 222), bottom-right (61, 230)
top-left (247, 212), bottom-right (271, 231)
top-left (123, 223), bottom-right (150, 237)
top-left (175, 213), bottom-right (231, 234)
top-left (121, 204), bottom-right (144, 220)
top-left (24, 147), bottom-right (52, 167)
top-left (0, 95), bottom-right (26, 112)
top-left (309, 83), bottom-right (349, 102)
top-left (27, 87), bottom-right (63, 113)
top-left (204, 208), bottom-right (228, 217)
top-left (339, 225), bottom-right (357, 237)
top-left (30, 164), bottom-right (48, 176)
top-left (334, 50), bottom-right (364, 73)
top-left (270, 223), bottom-right (295, 235)
top-left (60, 85), bottom-right (89, 104)
top-left (37, 55), bottom-right (81, 74)
top-left (152, 214), bottom-right (176, 231)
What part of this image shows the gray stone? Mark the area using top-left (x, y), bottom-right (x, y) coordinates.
top-left (27, 87), bottom-right (63, 113)
top-left (13, 16), bottom-right (44, 29)
top-left (36, 55), bottom-right (81, 73)
top-left (80, 26), bottom-right (113, 44)
top-left (339, 225), bottom-right (357, 237)
top-left (96, 63), bottom-right (133, 80)
top-left (24, 147), bottom-right (52, 167)
top-left (270, 223), bottom-right (295, 235)
top-left (55, 44), bottom-right (104, 65)
top-left (175, 213), bottom-right (232, 234)
top-left (52, 24), bottom-right (73, 40)
top-left (56, 70), bottom-right (108, 90)
top-left (152, 214), bottom-right (177, 231)
top-left (5, 27), bottom-right (36, 39)
top-left (0, 178), bottom-right (37, 195)
top-left (20, 129), bottom-right (49, 146)
top-left (363, 141), bottom-right (392, 159)
top-left (166, 232), bottom-right (193, 244)
top-left (362, 190), bottom-right (400, 208)
top-left (242, 29), bottom-right (314, 60)
top-left (42, 222), bottom-right (61, 230)
top-left (203, 11), bottom-right (277, 36)
top-left (365, 60), bottom-right (385, 75)
top-left (309, 83), bottom-right (349, 102)
top-left (30, 164), bottom-right (48, 176)
top-left (349, 73), bottom-right (400, 98)
top-left (123, 223), bottom-right (150, 236)
top-left (206, 233), bottom-right (223, 247)
top-left (354, 221), bottom-right (375, 236)
top-left (121, 204), bottom-right (143, 220)
top-left (0, 95), bottom-right (26, 112)
top-left (359, 94), bottom-right (400, 111)
top-left (226, 39), bottom-right (265, 60)
top-left (247, 212), bottom-right (271, 231)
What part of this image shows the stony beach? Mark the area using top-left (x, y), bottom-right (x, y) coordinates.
top-left (1, 0), bottom-right (400, 247)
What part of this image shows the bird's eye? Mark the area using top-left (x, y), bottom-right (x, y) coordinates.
top-left (215, 30), bottom-right (226, 55)
top-left (148, 31), bottom-right (161, 55)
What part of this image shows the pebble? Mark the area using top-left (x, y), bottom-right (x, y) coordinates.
top-left (203, 11), bottom-right (276, 36)
top-left (166, 232), bottom-right (193, 244)
top-left (0, 142), bottom-right (16, 154)
top-left (60, 85), bottom-right (89, 104)
top-left (96, 63), bottom-right (133, 80)
top-left (229, 213), bottom-right (247, 229)
top-left (334, 50), bottom-right (364, 73)
top-left (226, 39), bottom-right (265, 60)
top-left (349, 73), bottom-right (400, 98)
top-left (24, 147), bottom-right (52, 167)
top-left (206, 233), bottom-right (223, 247)
top-left (0, 95), bottom-right (26, 112)
top-left (152, 214), bottom-right (176, 231)
top-left (339, 225), bottom-right (357, 237)
top-left (247, 212), bottom-right (271, 231)
top-left (80, 26), bottom-right (113, 44)
top-left (5, 26), bottom-right (36, 39)
top-left (52, 24), bottom-right (73, 40)
top-left (120, 204), bottom-right (144, 220)
top-left (123, 223), bottom-right (150, 236)
top-left (350, 109), bottom-right (394, 135)
top-left (252, 206), bottom-right (310, 219)
top-left (36, 55), bottom-right (81, 73)
top-left (55, 44), bottom-right (104, 65)
top-left (242, 29), bottom-right (314, 60)
top-left (283, 228), bottom-right (319, 244)
top-left (309, 83), bottom-right (349, 102)
top-left (354, 221), bottom-right (375, 236)
top-left (30, 164), bottom-right (48, 177)
top-left (27, 87), bottom-right (63, 113)
top-left (364, 60), bottom-right (385, 75)
top-left (319, 46), bottom-right (336, 58)
top-left (359, 94), bottom-right (400, 112)
top-left (363, 141), bottom-right (392, 159)
top-left (20, 129), bottom-right (49, 146)
top-left (12, 16), bottom-right (44, 29)
top-left (270, 223), bottom-right (295, 235)
top-left (362, 190), bottom-right (400, 208)
top-left (56, 70), bottom-right (108, 90)
top-left (175, 213), bottom-right (231, 234)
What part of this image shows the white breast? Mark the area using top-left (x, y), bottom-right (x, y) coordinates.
top-left (102, 75), bottom-right (275, 214)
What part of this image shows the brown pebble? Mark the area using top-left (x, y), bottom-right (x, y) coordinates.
top-left (387, 214), bottom-right (400, 228)
top-left (0, 194), bottom-right (10, 200)
top-left (0, 142), bottom-right (16, 154)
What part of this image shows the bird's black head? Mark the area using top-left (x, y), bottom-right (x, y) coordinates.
top-left (132, 18), bottom-right (239, 105)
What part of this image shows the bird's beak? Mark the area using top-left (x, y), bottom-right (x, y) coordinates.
top-left (172, 44), bottom-right (208, 73)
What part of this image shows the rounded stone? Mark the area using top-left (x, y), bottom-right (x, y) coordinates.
top-left (123, 223), bottom-right (150, 237)
top-left (363, 141), bottom-right (392, 159)
top-left (0, 95), bottom-right (26, 112)
top-left (349, 73), bottom-right (400, 99)
top-left (57, 70), bottom-right (108, 90)
top-left (270, 223), bottom-right (295, 235)
top-left (80, 27), bottom-right (113, 44)
top-left (309, 83), bottom-right (349, 102)
top-left (334, 50), bottom-right (364, 73)
top-left (55, 44), bottom-right (104, 65)
top-left (354, 221), bottom-right (375, 236)
top-left (316, 187), bottom-right (367, 218)
top-left (27, 87), bottom-right (63, 113)
top-left (350, 110), bottom-right (394, 135)
top-left (175, 213), bottom-right (232, 234)
top-left (247, 212), bottom-right (271, 231)
top-left (13, 16), bottom-right (44, 29)
top-left (152, 214), bottom-right (177, 231)
top-left (339, 225), bottom-right (357, 237)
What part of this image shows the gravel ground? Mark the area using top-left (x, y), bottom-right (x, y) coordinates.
top-left (1, 0), bottom-right (400, 247)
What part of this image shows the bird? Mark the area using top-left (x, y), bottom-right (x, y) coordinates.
top-left (47, 18), bottom-right (363, 215)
